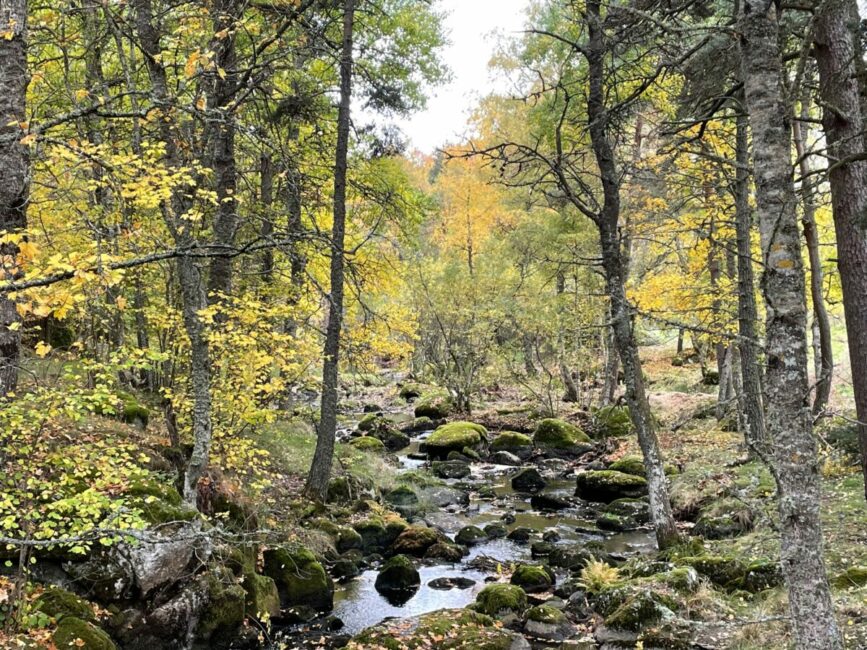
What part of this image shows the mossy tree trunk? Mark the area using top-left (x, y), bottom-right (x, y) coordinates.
top-left (740, 2), bottom-right (841, 646)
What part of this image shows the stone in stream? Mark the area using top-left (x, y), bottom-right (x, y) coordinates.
top-left (374, 554), bottom-right (420, 595)
top-left (603, 497), bottom-right (650, 523)
top-left (423, 421), bottom-right (487, 459)
top-left (402, 416), bottom-right (434, 433)
top-left (432, 459), bottom-right (471, 479)
top-left (423, 485), bottom-right (470, 508)
top-left (548, 547), bottom-right (593, 571)
top-left (510, 564), bottom-right (555, 593)
top-left (510, 468), bottom-right (546, 493)
top-left (391, 525), bottom-right (441, 556)
top-left (530, 542), bottom-right (556, 559)
top-left (530, 493), bottom-right (572, 511)
top-left (533, 419), bottom-right (594, 458)
top-left (384, 485), bottom-right (420, 511)
top-left (507, 527), bottom-right (534, 543)
top-left (424, 542), bottom-right (467, 562)
top-left (575, 470), bottom-right (648, 503)
top-left (413, 393), bottom-right (454, 419)
top-left (484, 523), bottom-right (508, 539)
top-left (543, 529), bottom-right (561, 542)
top-left (491, 450), bottom-right (523, 466)
top-left (330, 558), bottom-right (360, 582)
top-left (596, 512), bottom-right (640, 532)
top-left (490, 431), bottom-right (534, 459)
top-left (454, 525), bottom-right (487, 546)
top-left (501, 512), bottom-right (517, 524)
top-left (428, 576), bottom-right (476, 590)
top-left (406, 451), bottom-right (427, 461)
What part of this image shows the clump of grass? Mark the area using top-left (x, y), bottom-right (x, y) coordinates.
top-left (579, 558), bottom-right (621, 593)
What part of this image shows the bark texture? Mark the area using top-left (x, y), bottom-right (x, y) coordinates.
top-left (792, 95), bottom-right (833, 416)
top-left (0, 0), bottom-right (28, 397)
top-left (305, 0), bottom-right (356, 501)
top-left (135, 0), bottom-right (213, 505)
top-left (813, 0), bottom-right (867, 498)
top-left (586, 0), bottom-right (678, 549)
top-left (734, 109), bottom-right (766, 452)
top-left (740, 3), bottom-right (841, 647)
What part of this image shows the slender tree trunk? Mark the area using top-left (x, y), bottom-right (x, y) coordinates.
top-left (0, 0), bottom-right (28, 398)
top-left (813, 0), bottom-right (867, 499)
top-left (740, 3), bottom-right (841, 647)
top-left (305, 0), bottom-right (356, 501)
top-left (135, 0), bottom-right (213, 505)
top-left (792, 94), bottom-right (833, 416)
top-left (601, 315), bottom-right (619, 405)
top-left (586, 0), bottom-right (678, 549)
top-left (206, 0), bottom-right (240, 300)
top-left (734, 108), bottom-right (767, 451)
top-left (259, 153), bottom-right (275, 283)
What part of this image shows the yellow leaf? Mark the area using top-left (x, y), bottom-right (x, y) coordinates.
top-left (35, 341), bottom-right (51, 358)
top-left (116, 296), bottom-right (127, 311)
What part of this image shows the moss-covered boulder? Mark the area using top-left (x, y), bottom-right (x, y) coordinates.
top-left (694, 514), bottom-right (752, 539)
top-left (349, 608), bottom-right (526, 649)
top-left (357, 413), bottom-right (382, 432)
top-left (125, 479), bottom-right (199, 526)
top-left (353, 515), bottom-right (407, 552)
top-left (533, 419), bottom-right (591, 454)
top-left (510, 564), bottom-right (555, 593)
top-left (432, 459), bottom-right (471, 479)
top-left (117, 391), bottom-right (150, 428)
top-left (490, 431), bottom-right (533, 459)
top-left (374, 554), bottom-right (420, 594)
top-left (391, 526), bottom-right (441, 557)
top-left (575, 470), bottom-right (648, 503)
top-left (263, 546), bottom-right (334, 611)
top-left (678, 555), bottom-right (780, 592)
top-left (474, 584), bottom-right (528, 618)
top-left (34, 586), bottom-right (95, 623)
top-left (414, 393), bottom-right (454, 419)
top-left (524, 604), bottom-right (573, 641)
top-left (603, 590), bottom-right (676, 631)
top-left (399, 382), bottom-right (424, 401)
top-left (349, 435), bottom-right (386, 453)
top-left (53, 617), bottom-right (117, 650)
top-left (424, 422), bottom-right (487, 459)
top-left (454, 525), bottom-right (487, 546)
top-left (608, 455), bottom-right (678, 477)
top-left (198, 569), bottom-right (246, 639)
top-left (336, 526), bottom-right (363, 553)
top-left (424, 542), bottom-right (466, 563)
top-left (242, 572), bottom-right (281, 620)
top-left (593, 405), bottom-right (633, 437)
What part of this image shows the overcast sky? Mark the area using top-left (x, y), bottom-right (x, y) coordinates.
top-left (393, 0), bottom-right (531, 153)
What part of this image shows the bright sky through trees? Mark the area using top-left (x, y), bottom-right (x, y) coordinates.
top-left (394, 0), bottom-right (530, 152)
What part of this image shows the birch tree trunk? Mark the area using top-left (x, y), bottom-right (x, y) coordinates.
top-left (813, 0), bottom-right (867, 499)
top-left (586, 0), bottom-right (678, 550)
top-left (740, 2), bottom-right (841, 646)
top-left (0, 0), bottom-right (28, 397)
top-left (305, 0), bottom-right (356, 501)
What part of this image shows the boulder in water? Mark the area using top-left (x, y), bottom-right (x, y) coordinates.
top-left (491, 450), bottom-right (523, 466)
top-left (374, 554), bottom-right (420, 594)
top-left (263, 546), bottom-right (334, 611)
top-left (454, 525), bottom-right (488, 546)
top-left (432, 459), bottom-right (471, 479)
top-left (474, 584), bottom-right (529, 618)
top-left (511, 468), bottom-right (546, 493)
top-left (575, 470), bottom-right (648, 503)
top-left (391, 525), bottom-right (441, 557)
top-left (424, 422), bottom-right (487, 459)
top-left (510, 563), bottom-right (555, 593)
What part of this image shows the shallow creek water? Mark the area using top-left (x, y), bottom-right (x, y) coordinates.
top-left (319, 421), bottom-right (657, 637)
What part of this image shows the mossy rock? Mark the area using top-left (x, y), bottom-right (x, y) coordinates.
top-left (350, 608), bottom-right (523, 649)
top-left (454, 525), bottom-right (487, 546)
top-left (125, 479), bottom-right (198, 525)
top-left (34, 586), bottom-right (95, 623)
top-left (490, 431), bottom-right (533, 456)
top-left (603, 498), bottom-right (650, 524)
top-left (384, 485), bottom-right (419, 508)
top-left (121, 401), bottom-right (150, 428)
top-left (391, 526), bottom-right (441, 556)
top-left (353, 514), bottom-right (407, 552)
top-left (678, 556), bottom-right (780, 592)
top-left (357, 413), bottom-right (382, 432)
top-left (526, 604), bottom-right (566, 624)
top-left (425, 422), bottom-right (487, 459)
top-left (375, 554), bottom-right (420, 594)
top-left (604, 590), bottom-right (675, 632)
top-left (349, 436), bottom-right (386, 453)
top-left (575, 470), bottom-right (648, 503)
top-left (474, 584), bottom-right (528, 617)
top-left (694, 513), bottom-right (752, 540)
top-left (242, 572), bottom-right (281, 620)
top-left (399, 383), bottom-right (424, 401)
top-left (593, 405), bottom-right (633, 437)
top-left (510, 564), bottom-right (555, 593)
top-left (262, 546), bottom-right (334, 611)
top-left (596, 511), bottom-right (639, 532)
top-left (533, 419), bottom-right (590, 449)
top-left (607, 455), bottom-right (678, 477)
top-left (414, 393), bottom-right (454, 419)
top-left (424, 542), bottom-right (466, 563)
top-left (336, 526), bottom-right (363, 553)
top-left (53, 617), bottom-right (116, 650)
top-left (198, 569), bottom-right (246, 639)
top-left (728, 560), bottom-right (782, 592)
top-left (832, 566), bottom-right (867, 589)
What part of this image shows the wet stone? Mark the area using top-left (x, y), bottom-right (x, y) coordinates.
top-left (428, 576), bottom-right (476, 590)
